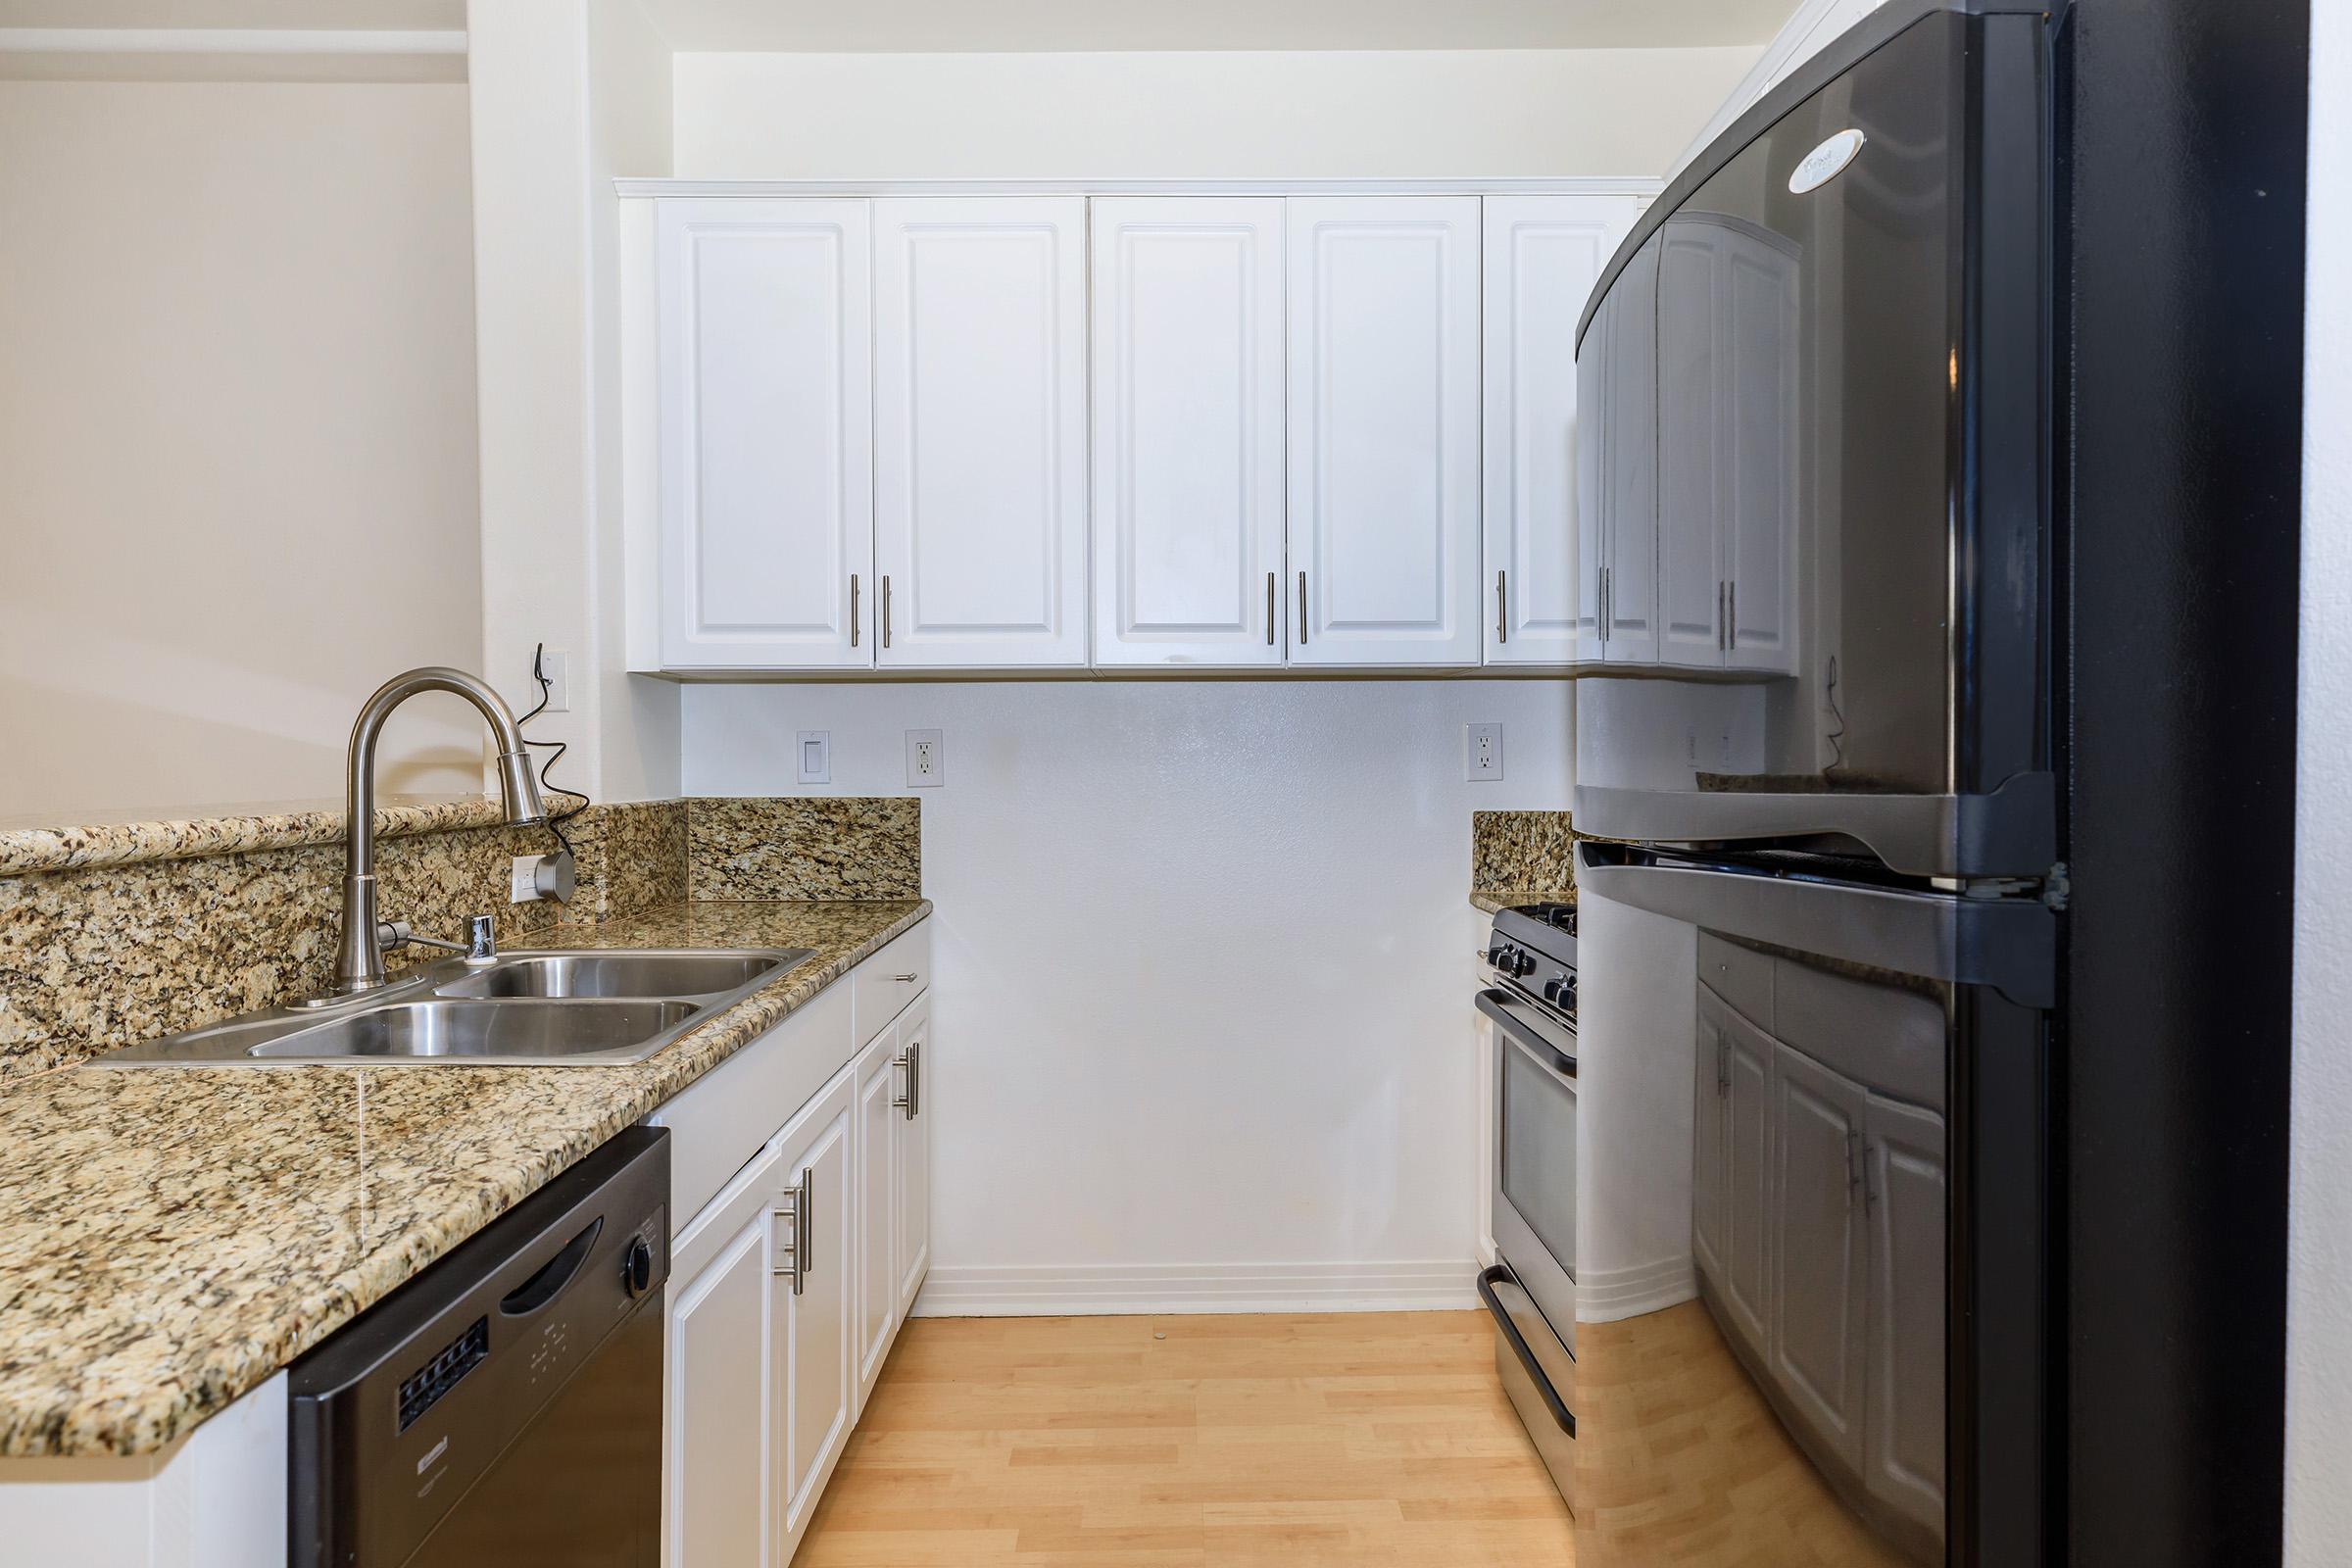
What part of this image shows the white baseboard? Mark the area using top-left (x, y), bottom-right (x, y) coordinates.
top-left (1575, 1253), bottom-right (1697, 1324)
top-left (909, 1258), bottom-right (1481, 1317)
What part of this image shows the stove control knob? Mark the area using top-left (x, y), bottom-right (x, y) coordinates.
top-left (1485, 944), bottom-right (1513, 970)
top-left (1491, 946), bottom-right (1534, 978)
top-left (1544, 975), bottom-right (1577, 1008)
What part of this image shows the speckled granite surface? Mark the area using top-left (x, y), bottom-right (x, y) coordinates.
top-left (690, 797), bottom-right (921, 901)
top-left (0, 798), bottom-right (509, 876)
top-left (1471, 810), bottom-right (1577, 910)
top-left (0, 898), bottom-right (929, 1458)
top-left (568, 799), bottom-right (688, 921)
top-left (0, 820), bottom-right (571, 1078)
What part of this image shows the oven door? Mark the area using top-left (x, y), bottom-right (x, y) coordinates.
top-left (1480, 986), bottom-right (1580, 1348)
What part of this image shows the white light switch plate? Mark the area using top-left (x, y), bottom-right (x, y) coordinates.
top-left (797, 730), bottom-right (831, 785)
top-left (906, 729), bottom-right (943, 787)
top-left (532, 649), bottom-right (568, 712)
top-left (1465, 722), bottom-right (1504, 782)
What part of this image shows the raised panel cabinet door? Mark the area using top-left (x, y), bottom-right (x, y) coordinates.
top-left (664, 1141), bottom-right (787, 1568)
top-left (1572, 282), bottom-right (1611, 663)
top-left (1768, 1040), bottom-right (1870, 1471)
top-left (1599, 235), bottom-right (1663, 662)
top-left (1483, 194), bottom-right (1644, 664)
top-left (1691, 985), bottom-right (1734, 1284)
top-left (1720, 1002), bottom-right (1774, 1354)
top-left (1864, 1092), bottom-right (1948, 1537)
top-left (873, 197), bottom-right (1089, 668)
top-left (1287, 196), bottom-right (1483, 666)
top-left (1092, 198), bottom-right (1288, 666)
top-left (894, 998), bottom-right (933, 1318)
top-left (1723, 220), bottom-right (1801, 672)
top-left (777, 1074), bottom-right (858, 1554)
top-left (658, 198), bottom-right (874, 669)
top-left (853, 1031), bottom-right (901, 1415)
top-left (1655, 218), bottom-right (1727, 666)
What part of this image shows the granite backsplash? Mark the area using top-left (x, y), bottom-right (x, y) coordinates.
top-left (1471, 809), bottom-right (1578, 902)
top-left (0, 795), bottom-right (921, 1077)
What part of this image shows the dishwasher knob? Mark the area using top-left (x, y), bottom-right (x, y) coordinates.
top-left (621, 1236), bottom-right (655, 1298)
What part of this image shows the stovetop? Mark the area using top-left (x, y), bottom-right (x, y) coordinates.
top-left (1486, 903), bottom-right (1578, 1022)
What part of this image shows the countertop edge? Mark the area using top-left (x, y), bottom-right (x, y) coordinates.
top-left (0, 799), bottom-right (514, 875)
top-left (0, 898), bottom-right (932, 1460)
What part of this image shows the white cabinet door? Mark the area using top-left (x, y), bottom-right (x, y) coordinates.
top-left (776, 1074), bottom-right (857, 1554)
top-left (853, 1030), bottom-right (901, 1414)
top-left (1691, 985), bottom-right (1734, 1285)
top-left (1769, 1040), bottom-right (1869, 1472)
top-left (1722, 221), bottom-right (1800, 672)
top-left (1092, 198), bottom-right (1288, 667)
top-left (1864, 1092), bottom-right (1947, 1538)
top-left (1286, 196), bottom-right (1483, 666)
top-left (1655, 219), bottom-right (1727, 666)
top-left (1483, 194), bottom-right (1643, 663)
top-left (894, 997), bottom-right (933, 1317)
top-left (1597, 236), bottom-right (1662, 663)
top-left (873, 197), bottom-right (1089, 668)
top-left (664, 1141), bottom-right (787, 1568)
top-left (658, 199), bottom-right (873, 669)
top-left (1720, 1000), bottom-right (1774, 1356)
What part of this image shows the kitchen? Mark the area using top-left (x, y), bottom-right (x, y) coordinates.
top-left (0, 1), bottom-right (2332, 1565)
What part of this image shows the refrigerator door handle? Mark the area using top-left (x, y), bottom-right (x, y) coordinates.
top-left (1576, 844), bottom-right (2058, 1008)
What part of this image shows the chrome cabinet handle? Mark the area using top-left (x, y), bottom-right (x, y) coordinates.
top-left (1729, 581), bottom-right (1738, 652)
top-left (1298, 570), bottom-right (1308, 647)
top-left (881, 574), bottom-right (892, 650)
top-left (772, 1167), bottom-right (813, 1293)
top-left (1266, 571), bottom-right (1277, 647)
top-left (1600, 565), bottom-right (1611, 641)
top-left (1495, 570), bottom-right (1507, 644)
top-left (894, 1041), bottom-right (921, 1119)
top-left (889, 972), bottom-right (918, 983)
top-left (1717, 581), bottom-right (1727, 652)
top-left (851, 573), bottom-right (860, 649)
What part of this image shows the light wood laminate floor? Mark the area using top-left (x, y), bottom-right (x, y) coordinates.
top-left (798, 1311), bottom-right (1576, 1567)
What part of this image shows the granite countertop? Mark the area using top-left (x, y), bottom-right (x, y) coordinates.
top-left (0, 897), bottom-right (930, 1459)
top-left (1471, 887), bottom-right (1577, 915)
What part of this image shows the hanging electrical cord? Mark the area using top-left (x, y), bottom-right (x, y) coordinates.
top-left (514, 642), bottom-right (591, 858)
top-left (1823, 654), bottom-right (1848, 776)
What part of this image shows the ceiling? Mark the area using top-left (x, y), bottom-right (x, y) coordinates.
top-left (0, 0), bottom-right (463, 26)
top-left (637, 0), bottom-right (1800, 53)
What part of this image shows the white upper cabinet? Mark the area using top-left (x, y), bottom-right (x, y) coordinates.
top-left (1575, 235), bottom-right (1662, 664)
top-left (873, 197), bottom-right (1089, 668)
top-left (1483, 194), bottom-right (1645, 663)
top-left (1286, 196), bottom-right (1484, 666)
top-left (658, 199), bottom-right (873, 669)
top-left (1091, 198), bottom-right (1288, 667)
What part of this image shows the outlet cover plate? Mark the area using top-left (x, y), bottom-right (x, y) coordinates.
top-left (906, 729), bottom-right (943, 788)
top-left (796, 730), bottom-right (831, 785)
top-left (1465, 722), bottom-right (1504, 782)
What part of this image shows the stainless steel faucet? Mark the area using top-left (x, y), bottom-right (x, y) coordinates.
top-left (332, 667), bottom-right (545, 995)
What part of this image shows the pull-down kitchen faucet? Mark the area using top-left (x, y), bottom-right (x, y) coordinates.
top-left (329, 667), bottom-right (544, 996)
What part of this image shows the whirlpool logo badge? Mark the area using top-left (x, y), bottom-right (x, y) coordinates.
top-left (1788, 127), bottom-right (1867, 194)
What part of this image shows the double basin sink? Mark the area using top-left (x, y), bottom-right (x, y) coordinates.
top-left (91, 949), bottom-right (813, 1067)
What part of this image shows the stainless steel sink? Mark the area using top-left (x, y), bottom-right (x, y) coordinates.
top-left (432, 950), bottom-right (803, 1002)
top-left (88, 947), bottom-right (814, 1067)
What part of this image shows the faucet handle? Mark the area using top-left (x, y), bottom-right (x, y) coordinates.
top-left (464, 913), bottom-right (497, 964)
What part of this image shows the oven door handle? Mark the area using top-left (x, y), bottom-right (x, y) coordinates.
top-left (1478, 1265), bottom-right (1576, 1438)
top-left (1477, 988), bottom-right (1577, 1078)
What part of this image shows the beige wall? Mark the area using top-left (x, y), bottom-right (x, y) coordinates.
top-left (670, 47), bottom-right (1762, 179)
top-left (0, 79), bottom-right (484, 822)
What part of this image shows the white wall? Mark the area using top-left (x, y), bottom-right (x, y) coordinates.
top-left (466, 0), bottom-right (681, 806)
top-left (685, 679), bottom-right (1572, 1309)
top-left (2287, 2), bottom-right (2349, 1558)
top-left (0, 79), bottom-right (483, 820)
top-left (670, 47), bottom-right (1762, 179)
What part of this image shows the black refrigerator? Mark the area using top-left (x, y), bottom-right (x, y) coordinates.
top-left (1561, 0), bottom-right (2304, 1564)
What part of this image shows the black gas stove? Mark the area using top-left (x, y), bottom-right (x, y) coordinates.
top-left (1485, 902), bottom-right (1578, 1021)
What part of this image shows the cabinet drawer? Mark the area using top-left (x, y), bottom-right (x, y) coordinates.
top-left (855, 919), bottom-right (931, 1046)
top-left (653, 978), bottom-right (853, 1229)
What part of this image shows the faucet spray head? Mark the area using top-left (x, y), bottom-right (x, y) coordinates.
top-left (497, 750), bottom-right (547, 826)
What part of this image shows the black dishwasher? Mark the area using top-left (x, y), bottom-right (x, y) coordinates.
top-left (290, 1125), bottom-right (670, 1568)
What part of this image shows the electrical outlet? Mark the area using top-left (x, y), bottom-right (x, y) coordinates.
top-left (533, 649), bottom-right (569, 712)
top-left (1465, 722), bottom-right (1504, 782)
top-left (511, 856), bottom-right (542, 904)
top-left (906, 729), bottom-right (944, 788)
top-left (796, 731), bottom-right (831, 785)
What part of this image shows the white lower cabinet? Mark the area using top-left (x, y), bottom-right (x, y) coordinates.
top-left (659, 925), bottom-right (933, 1565)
